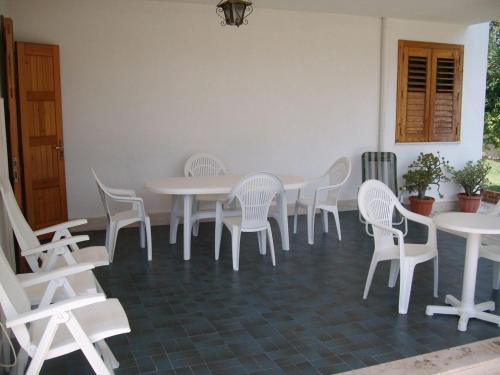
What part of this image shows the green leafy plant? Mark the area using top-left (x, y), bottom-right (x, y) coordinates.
top-left (484, 21), bottom-right (500, 149)
top-left (447, 158), bottom-right (492, 196)
top-left (402, 152), bottom-right (450, 199)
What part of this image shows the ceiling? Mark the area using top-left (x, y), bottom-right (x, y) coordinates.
top-left (152, 0), bottom-right (500, 24)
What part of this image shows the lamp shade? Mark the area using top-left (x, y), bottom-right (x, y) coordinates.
top-left (217, 0), bottom-right (253, 27)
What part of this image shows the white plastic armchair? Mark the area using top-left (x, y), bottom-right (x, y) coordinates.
top-left (215, 173), bottom-right (283, 271)
top-left (0, 181), bottom-right (109, 273)
top-left (479, 200), bottom-right (500, 290)
top-left (182, 153), bottom-right (229, 237)
top-left (358, 180), bottom-right (438, 314)
top-left (92, 169), bottom-right (152, 262)
top-left (293, 157), bottom-right (351, 245)
top-left (0, 245), bottom-right (130, 375)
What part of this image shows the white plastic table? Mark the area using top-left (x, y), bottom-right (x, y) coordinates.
top-left (426, 212), bottom-right (500, 331)
top-left (146, 175), bottom-right (306, 260)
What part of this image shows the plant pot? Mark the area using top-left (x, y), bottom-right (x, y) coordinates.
top-left (409, 196), bottom-right (435, 216)
top-left (457, 193), bottom-right (481, 213)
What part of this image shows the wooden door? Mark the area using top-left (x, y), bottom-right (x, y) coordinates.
top-left (16, 42), bottom-right (68, 230)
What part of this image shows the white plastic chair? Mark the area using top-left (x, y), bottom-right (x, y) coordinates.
top-left (215, 172), bottom-right (283, 271)
top-left (293, 157), bottom-right (351, 245)
top-left (0, 182), bottom-right (109, 273)
top-left (0, 245), bottom-right (130, 375)
top-left (183, 153), bottom-right (228, 236)
top-left (92, 169), bottom-right (152, 262)
top-left (479, 200), bottom-right (500, 290)
top-left (358, 180), bottom-right (438, 314)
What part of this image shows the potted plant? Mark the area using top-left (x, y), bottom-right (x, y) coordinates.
top-left (402, 152), bottom-right (449, 216)
top-left (447, 159), bottom-right (491, 212)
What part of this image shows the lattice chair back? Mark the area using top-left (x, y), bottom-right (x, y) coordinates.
top-left (91, 169), bottom-right (113, 220)
top-left (0, 181), bottom-right (41, 271)
top-left (325, 157), bottom-right (351, 204)
top-left (0, 246), bottom-right (31, 349)
top-left (361, 152), bottom-right (398, 195)
top-left (358, 180), bottom-right (398, 249)
top-left (229, 173), bottom-right (284, 231)
top-left (184, 153), bottom-right (228, 177)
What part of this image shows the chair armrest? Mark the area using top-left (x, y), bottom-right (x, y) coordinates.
top-left (369, 221), bottom-right (404, 241)
top-left (34, 219), bottom-right (88, 236)
top-left (106, 187), bottom-right (136, 197)
top-left (18, 263), bottom-right (95, 288)
top-left (395, 201), bottom-right (434, 227)
top-left (21, 235), bottom-right (90, 257)
top-left (6, 294), bottom-right (106, 327)
top-left (317, 183), bottom-right (344, 193)
top-left (110, 195), bottom-right (144, 204)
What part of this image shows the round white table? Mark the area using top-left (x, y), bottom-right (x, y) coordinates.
top-left (146, 175), bottom-right (306, 260)
top-left (426, 212), bottom-right (500, 331)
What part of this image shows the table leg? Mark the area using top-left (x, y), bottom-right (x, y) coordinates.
top-left (183, 195), bottom-right (193, 261)
top-left (426, 233), bottom-right (500, 331)
top-left (169, 195), bottom-right (180, 244)
top-left (277, 192), bottom-right (290, 251)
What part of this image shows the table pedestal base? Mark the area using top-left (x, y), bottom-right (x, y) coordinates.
top-left (426, 294), bottom-right (499, 331)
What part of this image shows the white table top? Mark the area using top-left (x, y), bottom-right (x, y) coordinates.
top-left (433, 212), bottom-right (500, 235)
top-left (146, 175), bottom-right (307, 195)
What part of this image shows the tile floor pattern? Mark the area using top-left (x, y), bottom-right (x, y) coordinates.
top-left (40, 211), bottom-right (500, 375)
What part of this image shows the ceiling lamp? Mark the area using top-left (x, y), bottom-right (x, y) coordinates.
top-left (216, 0), bottom-right (253, 27)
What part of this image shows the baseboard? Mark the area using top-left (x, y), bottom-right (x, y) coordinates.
top-left (72, 200), bottom-right (360, 232)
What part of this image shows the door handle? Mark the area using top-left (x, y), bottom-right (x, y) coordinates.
top-left (54, 146), bottom-right (64, 150)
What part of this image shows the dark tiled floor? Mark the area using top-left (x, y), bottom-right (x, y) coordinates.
top-left (41, 211), bottom-right (500, 375)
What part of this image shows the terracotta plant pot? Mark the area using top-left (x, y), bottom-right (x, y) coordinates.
top-left (457, 193), bottom-right (481, 213)
top-left (409, 196), bottom-right (435, 216)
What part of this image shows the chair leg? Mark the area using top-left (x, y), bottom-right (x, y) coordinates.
top-left (307, 205), bottom-right (315, 245)
top-left (215, 218), bottom-right (223, 261)
top-left (14, 349), bottom-right (28, 375)
top-left (267, 223), bottom-right (276, 266)
top-left (145, 217), bottom-right (152, 261)
top-left (66, 313), bottom-right (112, 375)
top-left (322, 210), bottom-right (329, 233)
top-left (433, 256), bottom-right (439, 297)
top-left (332, 207), bottom-right (341, 241)
top-left (258, 230), bottom-right (267, 255)
top-left (388, 259), bottom-right (399, 288)
top-left (492, 262), bottom-right (500, 290)
top-left (192, 201), bottom-right (200, 237)
top-left (109, 225), bottom-right (119, 263)
top-left (97, 340), bottom-right (120, 369)
top-left (231, 229), bottom-right (241, 271)
top-left (104, 222), bottom-right (111, 252)
top-left (363, 256), bottom-right (378, 299)
top-left (139, 221), bottom-right (145, 248)
top-left (399, 261), bottom-right (416, 315)
top-left (26, 317), bottom-right (59, 375)
top-left (293, 202), bottom-right (299, 234)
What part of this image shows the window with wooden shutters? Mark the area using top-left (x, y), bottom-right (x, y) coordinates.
top-left (396, 40), bottom-right (463, 143)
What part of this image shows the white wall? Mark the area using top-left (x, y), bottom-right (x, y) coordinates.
top-left (381, 19), bottom-right (489, 201)
top-left (9, 0), bottom-right (490, 220)
top-left (11, 0), bottom-right (381, 219)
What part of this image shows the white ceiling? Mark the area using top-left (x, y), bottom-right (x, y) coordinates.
top-left (152, 0), bottom-right (500, 24)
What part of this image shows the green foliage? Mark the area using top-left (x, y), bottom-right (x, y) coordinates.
top-left (484, 21), bottom-right (500, 149)
top-left (402, 152), bottom-right (450, 199)
top-left (447, 158), bottom-right (491, 196)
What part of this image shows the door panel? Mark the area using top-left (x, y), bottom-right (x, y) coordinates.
top-left (16, 42), bottom-right (67, 230)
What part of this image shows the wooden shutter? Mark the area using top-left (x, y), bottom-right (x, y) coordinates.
top-left (395, 40), bottom-right (463, 143)
top-left (396, 45), bottom-right (431, 142)
top-left (428, 48), bottom-right (462, 141)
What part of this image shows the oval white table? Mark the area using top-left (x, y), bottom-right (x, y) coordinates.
top-left (426, 212), bottom-right (500, 331)
top-left (146, 175), bottom-right (306, 260)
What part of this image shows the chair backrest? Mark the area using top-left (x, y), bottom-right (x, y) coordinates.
top-left (0, 180), bottom-right (41, 271)
top-left (325, 157), bottom-right (351, 203)
top-left (358, 180), bottom-right (399, 249)
top-left (361, 152), bottom-right (398, 195)
top-left (184, 153), bottom-right (227, 177)
top-left (0, 245), bottom-right (31, 348)
top-left (229, 172), bottom-right (284, 231)
top-left (91, 169), bottom-right (112, 220)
